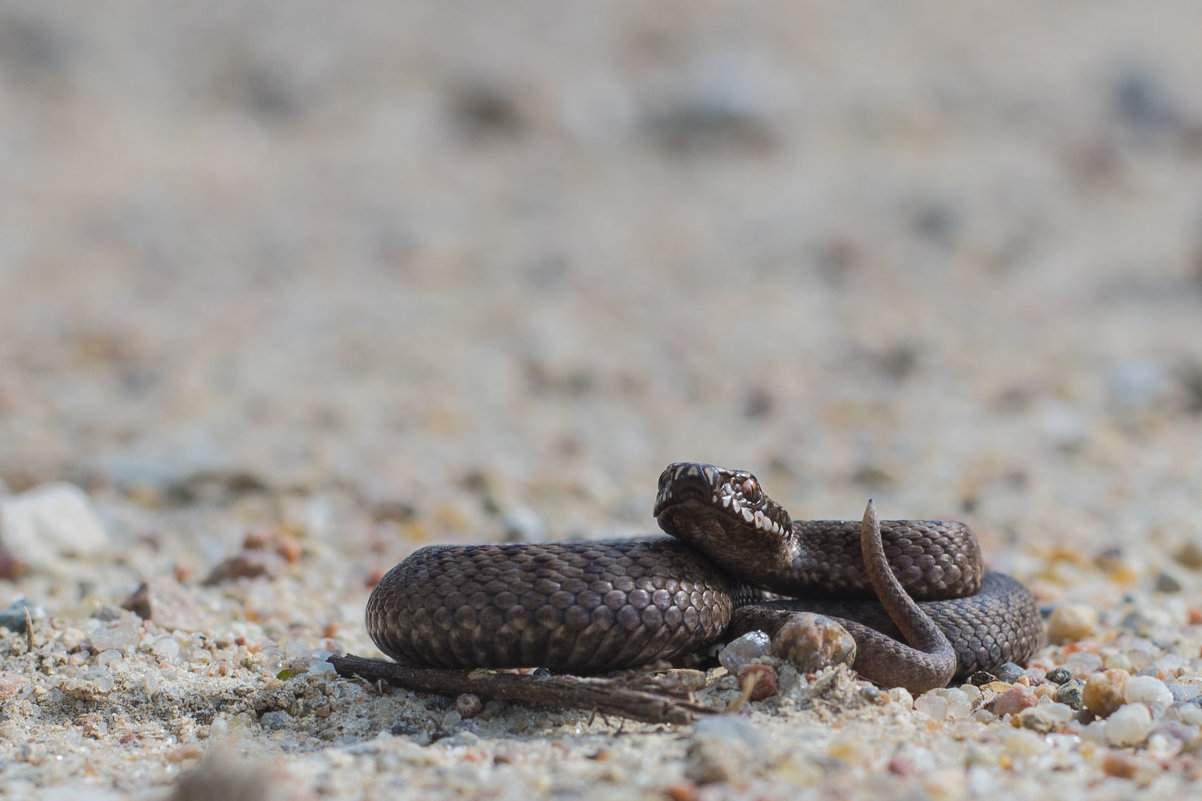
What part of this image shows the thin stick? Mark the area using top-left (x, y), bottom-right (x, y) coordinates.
top-left (328, 654), bottom-right (713, 725)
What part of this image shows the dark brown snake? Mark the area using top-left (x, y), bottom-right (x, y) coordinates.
top-left (366, 462), bottom-right (1043, 693)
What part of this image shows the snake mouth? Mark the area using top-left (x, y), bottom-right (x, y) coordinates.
top-left (653, 461), bottom-right (791, 538)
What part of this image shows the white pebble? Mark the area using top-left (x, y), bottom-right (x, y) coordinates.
top-left (966, 765), bottom-right (996, 796)
top-left (90, 617), bottom-right (140, 653)
top-left (1105, 703), bottom-right (1153, 747)
top-left (1045, 603), bottom-right (1099, 643)
top-left (152, 636), bottom-right (181, 662)
top-left (943, 688), bottom-right (973, 719)
top-left (0, 482), bottom-right (110, 569)
top-left (1002, 729), bottom-right (1044, 756)
top-left (914, 693), bottom-right (949, 720)
top-left (89, 670), bottom-right (115, 694)
top-left (1124, 676), bottom-right (1173, 708)
top-left (1080, 720), bottom-right (1108, 745)
top-left (718, 630), bottom-right (772, 674)
top-left (1178, 703), bottom-right (1202, 726)
top-left (1103, 652), bottom-right (1132, 671)
top-left (97, 649), bottom-right (123, 668)
top-left (1036, 701), bottom-right (1075, 723)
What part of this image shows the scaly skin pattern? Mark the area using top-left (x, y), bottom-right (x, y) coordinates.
top-left (366, 462), bottom-right (1044, 692)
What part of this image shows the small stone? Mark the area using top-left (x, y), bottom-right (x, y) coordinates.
top-left (1054, 679), bottom-right (1085, 710)
top-left (1168, 681), bottom-right (1202, 702)
top-left (1045, 667), bottom-right (1074, 685)
top-left (89, 615), bottom-right (141, 653)
top-left (942, 688), bottom-right (974, 719)
top-left (718, 630), bottom-right (772, 675)
top-left (1064, 651), bottom-right (1103, 674)
top-left (771, 613), bottom-right (856, 673)
top-left (739, 664), bottom-right (778, 701)
top-left (1046, 604), bottom-right (1099, 644)
top-left (1083, 670), bottom-right (1128, 717)
top-left (991, 685), bottom-right (1038, 717)
top-left (170, 751), bottom-right (271, 801)
top-left (1019, 702), bottom-right (1075, 733)
top-left (203, 551), bottom-right (280, 584)
top-left (993, 662), bottom-right (1026, 683)
top-left (0, 598), bottom-right (42, 633)
top-left (0, 670), bottom-right (23, 700)
top-left (1153, 720), bottom-right (1199, 744)
top-left (455, 693), bottom-right (483, 719)
top-left (1175, 540), bottom-right (1202, 569)
top-left (1156, 571), bottom-right (1184, 593)
top-left (914, 693), bottom-right (950, 720)
top-left (0, 482), bottom-right (110, 570)
top-left (1002, 729), bottom-right (1044, 757)
top-left (152, 636), bottom-right (181, 663)
top-left (121, 578), bottom-right (211, 633)
top-left (1101, 751), bottom-right (1141, 779)
top-left (1124, 675), bottom-right (1173, 708)
top-left (968, 671), bottom-right (998, 686)
top-left (663, 780), bottom-right (699, 801)
top-left (1105, 703), bottom-right (1153, 746)
top-left (685, 715), bottom-right (766, 785)
top-left (259, 711), bottom-right (292, 731)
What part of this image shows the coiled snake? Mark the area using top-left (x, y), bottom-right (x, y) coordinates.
top-left (366, 462), bottom-right (1042, 693)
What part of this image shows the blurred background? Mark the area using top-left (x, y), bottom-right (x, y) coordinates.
top-left (2, 1), bottom-right (1202, 577)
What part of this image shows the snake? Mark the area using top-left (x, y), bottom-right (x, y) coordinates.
top-left (366, 462), bottom-right (1043, 694)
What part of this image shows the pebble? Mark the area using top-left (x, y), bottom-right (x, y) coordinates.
top-left (991, 685), bottom-right (1038, 717)
top-left (89, 615), bottom-right (142, 654)
top-left (718, 630), bottom-right (772, 675)
top-left (1104, 703), bottom-right (1154, 746)
top-left (739, 664), bottom-right (779, 700)
top-left (1045, 667), bottom-right (1074, 685)
top-left (771, 613), bottom-right (856, 673)
top-left (685, 715), bottom-right (766, 785)
top-left (121, 577), bottom-right (211, 632)
top-left (0, 483), bottom-right (110, 570)
top-left (1174, 539), bottom-right (1202, 569)
top-left (1002, 729), bottom-right (1045, 757)
top-left (1155, 571), bottom-right (1184, 593)
top-left (1054, 679), bottom-right (1085, 710)
top-left (1019, 702), bottom-right (1074, 733)
top-left (0, 598), bottom-right (42, 633)
top-left (1083, 670), bottom-right (1128, 717)
top-left (1046, 603), bottom-right (1099, 643)
top-left (914, 692), bottom-right (950, 720)
top-left (1167, 681), bottom-right (1202, 702)
top-left (259, 710), bottom-right (293, 731)
top-left (1101, 751), bottom-right (1141, 779)
top-left (993, 662), bottom-right (1026, 683)
top-left (1177, 698), bottom-right (1202, 726)
top-left (1124, 675), bottom-right (1173, 708)
top-left (913, 688), bottom-right (973, 719)
top-left (455, 694), bottom-right (483, 719)
top-left (0, 670), bottom-right (23, 700)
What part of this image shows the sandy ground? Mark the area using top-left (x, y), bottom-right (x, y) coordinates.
top-left (3, 2), bottom-right (1202, 799)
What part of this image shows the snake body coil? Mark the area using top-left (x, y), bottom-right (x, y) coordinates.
top-left (366, 462), bottom-right (1043, 692)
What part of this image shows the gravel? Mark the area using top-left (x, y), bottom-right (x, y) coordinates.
top-left (3, 3), bottom-right (1202, 800)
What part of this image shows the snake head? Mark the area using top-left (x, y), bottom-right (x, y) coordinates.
top-left (653, 462), bottom-right (793, 563)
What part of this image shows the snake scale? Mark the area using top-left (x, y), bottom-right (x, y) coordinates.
top-left (366, 462), bottom-right (1043, 693)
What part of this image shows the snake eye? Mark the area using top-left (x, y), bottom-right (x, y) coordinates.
top-left (740, 477), bottom-right (761, 503)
